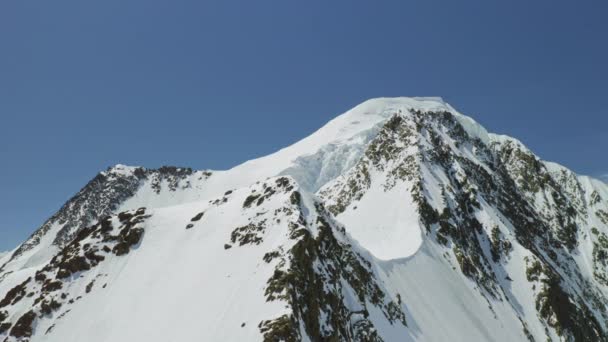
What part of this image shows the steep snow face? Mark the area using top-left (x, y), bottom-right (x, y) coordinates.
top-left (333, 177), bottom-right (421, 260)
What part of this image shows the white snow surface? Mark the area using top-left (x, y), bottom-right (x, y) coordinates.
top-left (0, 251), bottom-right (10, 266)
top-left (336, 174), bottom-right (422, 260)
top-left (42, 183), bottom-right (298, 342)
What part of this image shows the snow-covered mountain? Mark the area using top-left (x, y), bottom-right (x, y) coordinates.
top-left (1, 97), bottom-right (608, 341)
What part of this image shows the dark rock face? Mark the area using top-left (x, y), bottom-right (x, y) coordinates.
top-left (10, 310), bottom-right (36, 338)
top-left (0, 322), bottom-right (11, 334)
top-left (0, 278), bottom-right (31, 309)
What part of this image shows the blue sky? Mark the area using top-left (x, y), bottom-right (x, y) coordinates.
top-left (1, 0), bottom-right (607, 251)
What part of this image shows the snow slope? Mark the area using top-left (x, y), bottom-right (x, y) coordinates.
top-left (42, 180), bottom-right (300, 342)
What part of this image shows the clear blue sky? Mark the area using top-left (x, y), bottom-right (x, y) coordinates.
top-left (1, 0), bottom-right (607, 251)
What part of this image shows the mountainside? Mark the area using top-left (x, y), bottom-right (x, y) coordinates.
top-left (1, 97), bottom-right (608, 341)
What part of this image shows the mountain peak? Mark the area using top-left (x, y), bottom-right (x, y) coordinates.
top-left (3, 98), bottom-right (608, 341)
top-left (347, 96), bottom-right (491, 144)
top-left (100, 164), bottom-right (142, 179)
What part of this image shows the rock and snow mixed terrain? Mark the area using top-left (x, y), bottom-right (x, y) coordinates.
top-left (1, 97), bottom-right (608, 341)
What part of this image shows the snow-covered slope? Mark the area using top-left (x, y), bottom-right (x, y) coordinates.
top-left (2, 97), bottom-right (608, 342)
top-left (0, 252), bottom-right (8, 267)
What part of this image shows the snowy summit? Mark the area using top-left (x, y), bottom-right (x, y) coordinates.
top-left (1, 97), bottom-right (608, 342)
